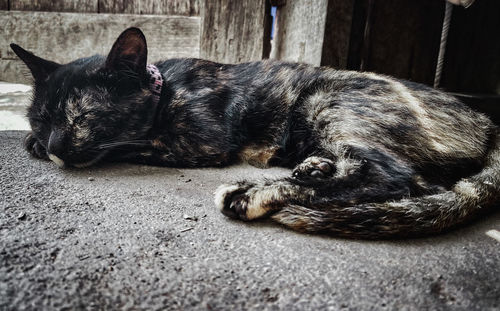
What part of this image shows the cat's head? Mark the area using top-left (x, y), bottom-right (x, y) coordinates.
top-left (11, 27), bottom-right (158, 168)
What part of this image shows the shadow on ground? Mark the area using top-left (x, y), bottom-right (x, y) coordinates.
top-left (1, 131), bottom-right (499, 310)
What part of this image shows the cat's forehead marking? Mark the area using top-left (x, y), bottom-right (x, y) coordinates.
top-left (80, 92), bottom-right (94, 110)
top-left (64, 97), bottom-right (78, 124)
top-left (62, 90), bottom-right (96, 147)
top-left (64, 91), bottom-right (94, 125)
top-left (74, 127), bottom-right (91, 146)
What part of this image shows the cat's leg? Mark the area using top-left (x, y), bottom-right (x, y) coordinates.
top-left (292, 156), bottom-right (337, 179)
top-left (24, 132), bottom-right (48, 160)
top-left (290, 140), bottom-right (370, 182)
top-left (215, 150), bottom-right (361, 221)
top-left (292, 155), bottom-right (367, 182)
top-left (216, 144), bottom-right (434, 221)
top-left (216, 157), bottom-right (365, 221)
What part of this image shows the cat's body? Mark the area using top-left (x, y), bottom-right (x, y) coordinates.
top-left (11, 28), bottom-right (500, 238)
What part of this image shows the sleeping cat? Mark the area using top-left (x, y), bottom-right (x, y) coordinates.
top-left (11, 27), bottom-right (499, 238)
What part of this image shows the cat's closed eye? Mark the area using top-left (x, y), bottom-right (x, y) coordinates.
top-left (71, 111), bottom-right (93, 125)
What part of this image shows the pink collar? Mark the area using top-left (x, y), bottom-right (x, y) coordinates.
top-left (146, 64), bottom-right (163, 105)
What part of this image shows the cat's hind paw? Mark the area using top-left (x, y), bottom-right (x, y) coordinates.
top-left (292, 156), bottom-right (336, 180)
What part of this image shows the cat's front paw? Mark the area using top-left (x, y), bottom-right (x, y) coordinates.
top-left (24, 132), bottom-right (48, 160)
top-left (292, 156), bottom-right (336, 180)
top-left (214, 182), bottom-right (269, 221)
top-left (214, 183), bottom-right (252, 220)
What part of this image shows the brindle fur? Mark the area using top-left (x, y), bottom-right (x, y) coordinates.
top-left (11, 28), bottom-right (500, 238)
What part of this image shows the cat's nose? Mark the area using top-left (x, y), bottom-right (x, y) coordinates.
top-left (47, 130), bottom-right (67, 168)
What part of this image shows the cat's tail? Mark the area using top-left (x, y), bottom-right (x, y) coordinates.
top-left (271, 131), bottom-right (500, 239)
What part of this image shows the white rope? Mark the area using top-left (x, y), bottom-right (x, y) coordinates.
top-left (434, 1), bottom-right (453, 88)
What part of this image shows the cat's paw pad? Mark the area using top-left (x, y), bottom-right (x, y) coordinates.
top-left (24, 132), bottom-right (48, 160)
top-left (292, 156), bottom-right (336, 180)
top-left (214, 183), bottom-right (267, 221)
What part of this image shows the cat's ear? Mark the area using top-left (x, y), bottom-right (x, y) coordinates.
top-left (10, 44), bottom-right (61, 81)
top-left (105, 27), bottom-right (147, 77)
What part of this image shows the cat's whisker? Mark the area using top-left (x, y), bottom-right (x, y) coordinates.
top-left (72, 149), bottom-right (110, 168)
top-left (97, 140), bottom-right (151, 150)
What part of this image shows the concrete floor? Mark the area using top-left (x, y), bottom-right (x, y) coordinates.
top-left (0, 82), bottom-right (31, 131)
top-left (1, 130), bottom-right (499, 310)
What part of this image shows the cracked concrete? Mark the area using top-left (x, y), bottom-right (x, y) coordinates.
top-left (1, 130), bottom-right (499, 310)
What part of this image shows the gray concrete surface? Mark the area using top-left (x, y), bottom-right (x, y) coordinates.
top-left (1, 130), bottom-right (499, 310)
top-left (0, 82), bottom-right (31, 130)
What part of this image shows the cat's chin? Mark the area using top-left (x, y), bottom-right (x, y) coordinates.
top-left (72, 162), bottom-right (94, 168)
top-left (71, 150), bottom-right (109, 168)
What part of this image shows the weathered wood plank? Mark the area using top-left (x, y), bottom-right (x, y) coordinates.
top-left (270, 0), bottom-right (328, 66)
top-left (98, 0), bottom-right (200, 16)
top-left (441, 0), bottom-right (500, 94)
top-left (320, 0), bottom-right (355, 69)
top-left (348, 0), bottom-right (444, 85)
top-left (0, 60), bottom-right (31, 85)
top-left (97, 0), bottom-right (133, 14)
top-left (0, 0), bottom-right (8, 10)
top-left (10, 0), bottom-right (98, 12)
top-left (200, 0), bottom-right (270, 64)
top-left (147, 0), bottom-right (199, 15)
top-left (0, 11), bottom-right (200, 83)
top-left (346, 0), bottom-right (369, 71)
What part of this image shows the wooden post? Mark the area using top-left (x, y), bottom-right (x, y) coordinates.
top-left (10, 0), bottom-right (200, 15)
top-left (346, 0), bottom-right (445, 85)
top-left (97, 0), bottom-right (200, 15)
top-left (10, 0), bottom-right (98, 12)
top-left (270, 0), bottom-right (329, 66)
top-left (320, 0), bottom-right (355, 69)
top-left (200, 0), bottom-right (271, 64)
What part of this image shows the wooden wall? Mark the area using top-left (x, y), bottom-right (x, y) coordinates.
top-left (273, 0), bottom-right (499, 97)
top-left (97, 0), bottom-right (200, 16)
top-left (1, 0), bottom-right (202, 83)
top-left (7, 0), bottom-right (200, 15)
top-left (2, 0), bottom-right (498, 100)
top-left (0, 12), bottom-right (201, 83)
top-left (320, 0), bottom-right (354, 69)
top-left (268, 0), bottom-right (499, 122)
top-left (441, 0), bottom-right (500, 95)
top-left (1, 0), bottom-right (271, 83)
top-left (346, 0), bottom-right (445, 86)
top-left (10, 0), bottom-right (99, 12)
